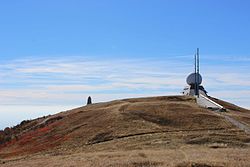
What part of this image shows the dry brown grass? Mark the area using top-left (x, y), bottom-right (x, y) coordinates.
top-left (210, 97), bottom-right (250, 126)
top-left (1, 147), bottom-right (250, 167)
top-left (0, 95), bottom-right (249, 166)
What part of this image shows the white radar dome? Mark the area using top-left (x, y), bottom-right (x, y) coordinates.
top-left (186, 73), bottom-right (202, 85)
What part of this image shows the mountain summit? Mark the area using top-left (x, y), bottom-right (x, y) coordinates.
top-left (0, 96), bottom-right (249, 167)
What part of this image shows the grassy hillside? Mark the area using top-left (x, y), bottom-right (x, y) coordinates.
top-left (0, 96), bottom-right (249, 167)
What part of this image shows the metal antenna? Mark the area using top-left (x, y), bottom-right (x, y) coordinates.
top-left (197, 48), bottom-right (199, 97)
top-left (197, 48), bottom-right (199, 74)
top-left (194, 52), bottom-right (197, 96)
top-left (194, 53), bottom-right (196, 73)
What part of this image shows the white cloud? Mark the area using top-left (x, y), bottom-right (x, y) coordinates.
top-left (0, 55), bottom-right (249, 109)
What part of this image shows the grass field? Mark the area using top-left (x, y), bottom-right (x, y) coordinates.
top-left (0, 96), bottom-right (249, 166)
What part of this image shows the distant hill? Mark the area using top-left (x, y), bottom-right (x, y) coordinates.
top-left (0, 96), bottom-right (250, 167)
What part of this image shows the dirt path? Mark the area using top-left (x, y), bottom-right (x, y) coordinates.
top-left (221, 113), bottom-right (250, 134)
top-left (210, 109), bottom-right (250, 135)
top-left (87, 127), bottom-right (226, 145)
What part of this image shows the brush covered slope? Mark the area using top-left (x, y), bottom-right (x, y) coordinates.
top-left (0, 96), bottom-right (250, 167)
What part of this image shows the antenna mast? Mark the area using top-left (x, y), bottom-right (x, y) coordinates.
top-left (194, 52), bottom-right (197, 96)
top-left (197, 48), bottom-right (199, 97)
top-left (197, 48), bottom-right (199, 74)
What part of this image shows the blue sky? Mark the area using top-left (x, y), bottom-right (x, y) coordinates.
top-left (0, 0), bottom-right (250, 129)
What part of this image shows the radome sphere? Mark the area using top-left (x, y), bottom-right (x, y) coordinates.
top-left (186, 73), bottom-right (202, 85)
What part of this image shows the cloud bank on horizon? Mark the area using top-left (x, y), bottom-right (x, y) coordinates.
top-left (0, 55), bottom-right (249, 109)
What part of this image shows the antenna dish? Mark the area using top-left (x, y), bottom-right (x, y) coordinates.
top-left (186, 73), bottom-right (202, 85)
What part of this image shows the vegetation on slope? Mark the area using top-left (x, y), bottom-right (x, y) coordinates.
top-left (0, 96), bottom-right (249, 160)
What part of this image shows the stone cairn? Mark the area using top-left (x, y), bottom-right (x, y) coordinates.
top-left (87, 96), bottom-right (92, 105)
